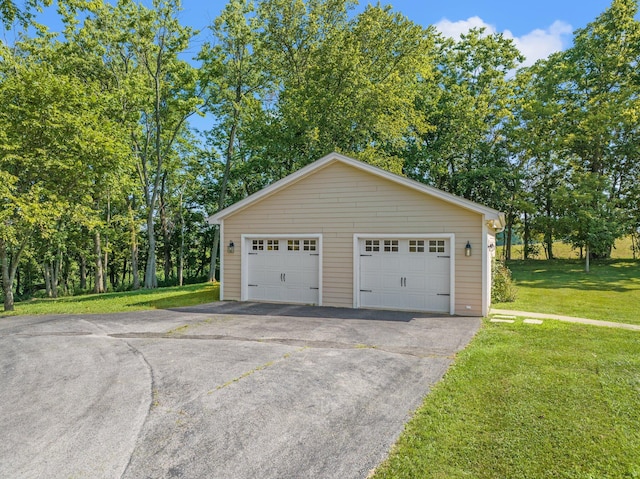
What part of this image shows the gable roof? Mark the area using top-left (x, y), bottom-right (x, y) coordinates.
top-left (208, 152), bottom-right (505, 230)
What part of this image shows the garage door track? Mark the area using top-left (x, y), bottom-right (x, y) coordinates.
top-left (0, 302), bottom-right (480, 479)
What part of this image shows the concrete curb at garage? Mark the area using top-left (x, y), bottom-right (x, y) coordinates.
top-left (491, 309), bottom-right (640, 331)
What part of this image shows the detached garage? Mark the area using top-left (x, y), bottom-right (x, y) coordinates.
top-left (208, 153), bottom-right (505, 316)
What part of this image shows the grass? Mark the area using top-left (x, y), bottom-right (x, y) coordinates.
top-left (372, 319), bottom-right (640, 479)
top-left (0, 282), bottom-right (219, 317)
top-left (494, 259), bottom-right (640, 325)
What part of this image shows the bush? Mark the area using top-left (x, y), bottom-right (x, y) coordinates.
top-left (492, 259), bottom-right (517, 303)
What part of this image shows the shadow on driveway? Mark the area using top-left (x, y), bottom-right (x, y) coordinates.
top-left (169, 300), bottom-right (452, 322)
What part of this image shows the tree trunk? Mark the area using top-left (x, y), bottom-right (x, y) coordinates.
top-left (121, 258), bottom-right (128, 288)
top-left (1, 238), bottom-right (27, 312)
top-left (109, 260), bottom-right (117, 290)
top-left (129, 204), bottom-right (140, 290)
top-left (51, 248), bottom-right (62, 298)
top-left (160, 172), bottom-right (173, 283)
top-left (51, 260), bottom-right (59, 299)
top-left (585, 243), bottom-right (590, 273)
top-left (43, 263), bottom-right (52, 298)
top-left (79, 254), bottom-right (87, 290)
top-left (504, 215), bottom-right (513, 261)
top-left (209, 96), bottom-right (240, 282)
top-left (2, 244), bottom-right (15, 312)
top-left (62, 255), bottom-right (70, 295)
top-left (178, 190), bottom-right (185, 287)
top-left (209, 227), bottom-right (220, 282)
top-left (132, 238), bottom-right (139, 289)
top-left (94, 230), bottom-right (105, 293)
top-left (545, 196), bottom-right (554, 260)
top-left (523, 211), bottom-right (530, 260)
top-left (144, 213), bottom-right (158, 289)
top-left (103, 248), bottom-right (109, 291)
top-left (103, 196), bottom-right (111, 291)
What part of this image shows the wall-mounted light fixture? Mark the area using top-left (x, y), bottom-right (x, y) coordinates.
top-left (465, 241), bottom-right (472, 257)
top-left (227, 241), bottom-right (235, 254)
top-left (488, 242), bottom-right (495, 253)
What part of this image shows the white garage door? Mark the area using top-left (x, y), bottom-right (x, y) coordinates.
top-left (246, 238), bottom-right (320, 305)
top-left (359, 238), bottom-right (450, 312)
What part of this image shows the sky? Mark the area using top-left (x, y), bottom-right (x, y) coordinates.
top-left (176, 0), bottom-right (622, 67)
top-left (5, 0), bottom-right (623, 67)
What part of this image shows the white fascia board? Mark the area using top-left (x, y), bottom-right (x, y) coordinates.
top-left (218, 220), bottom-right (224, 300)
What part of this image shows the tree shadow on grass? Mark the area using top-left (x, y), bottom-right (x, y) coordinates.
top-left (509, 259), bottom-right (640, 292)
top-left (133, 289), bottom-right (220, 310)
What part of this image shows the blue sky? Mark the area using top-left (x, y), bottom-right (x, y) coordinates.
top-left (6, 0), bottom-right (622, 66)
top-left (177, 0), bottom-right (620, 67)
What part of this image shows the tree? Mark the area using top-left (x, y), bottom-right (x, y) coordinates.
top-left (0, 41), bottom-right (128, 310)
top-left (199, 0), bottom-right (269, 281)
top-left (129, 0), bottom-right (200, 288)
top-left (554, 172), bottom-right (624, 271)
top-left (506, 0), bottom-right (639, 263)
top-left (254, 1), bottom-right (432, 175)
top-left (404, 28), bottom-right (523, 210)
top-left (510, 65), bottom-right (566, 260)
top-left (0, 0), bottom-right (50, 28)
top-left (65, 0), bottom-right (201, 289)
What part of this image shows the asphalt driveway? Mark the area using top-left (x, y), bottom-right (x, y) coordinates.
top-left (0, 302), bottom-right (481, 479)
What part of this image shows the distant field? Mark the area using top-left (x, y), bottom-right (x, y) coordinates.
top-left (0, 282), bottom-right (219, 317)
top-left (498, 236), bottom-right (637, 260)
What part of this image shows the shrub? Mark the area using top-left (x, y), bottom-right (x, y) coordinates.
top-left (492, 259), bottom-right (517, 303)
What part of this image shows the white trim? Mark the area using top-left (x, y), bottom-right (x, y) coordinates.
top-left (353, 233), bottom-right (455, 315)
top-left (482, 220), bottom-right (489, 316)
top-left (219, 220), bottom-right (224, 301)
top-left (241, 233), bottom-right (323, 306)
top-left (209, 153), bottom-right (505, 229)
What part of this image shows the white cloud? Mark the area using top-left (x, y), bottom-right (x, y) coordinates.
top-left (436, 16), bottom-right (498, 39)
top-left (435, 17), bottom-right (573, 67)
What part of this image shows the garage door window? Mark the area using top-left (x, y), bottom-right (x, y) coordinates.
top-left (267, 240), bottom-right (279, 251)
top-left (409, 240), bottom-right (425, 252)
top-left (288, 240), bottom-right (300, 251)
top-left (429, 240), bottom-right (445, 253)
top-left (252, 240), bottom-right (264, 251)
top-left (303, 239), bottom-right (317, 251)
top-left (384, 240), bottom-right (399, 252)
top-left (365, 240), bottom-right (380, 252)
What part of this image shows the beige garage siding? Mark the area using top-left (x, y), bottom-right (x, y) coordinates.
top-left (222, 160), bottom-right (486, 315)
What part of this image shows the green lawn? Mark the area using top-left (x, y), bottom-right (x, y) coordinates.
top-left (494, 259), bottom-right (640, 325)
top-left (0, 282), bottom-right (219, 317)
top-left (373, 319), bottom-right (640, 479)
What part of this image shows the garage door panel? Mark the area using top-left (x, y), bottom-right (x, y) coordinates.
top-left (246, 238), bottom-right (320, 305)
top-left (359, 238), bottom-right (451, 313)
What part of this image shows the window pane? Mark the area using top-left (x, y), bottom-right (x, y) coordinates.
top-left (288, 240), bottom-right (300, 251)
